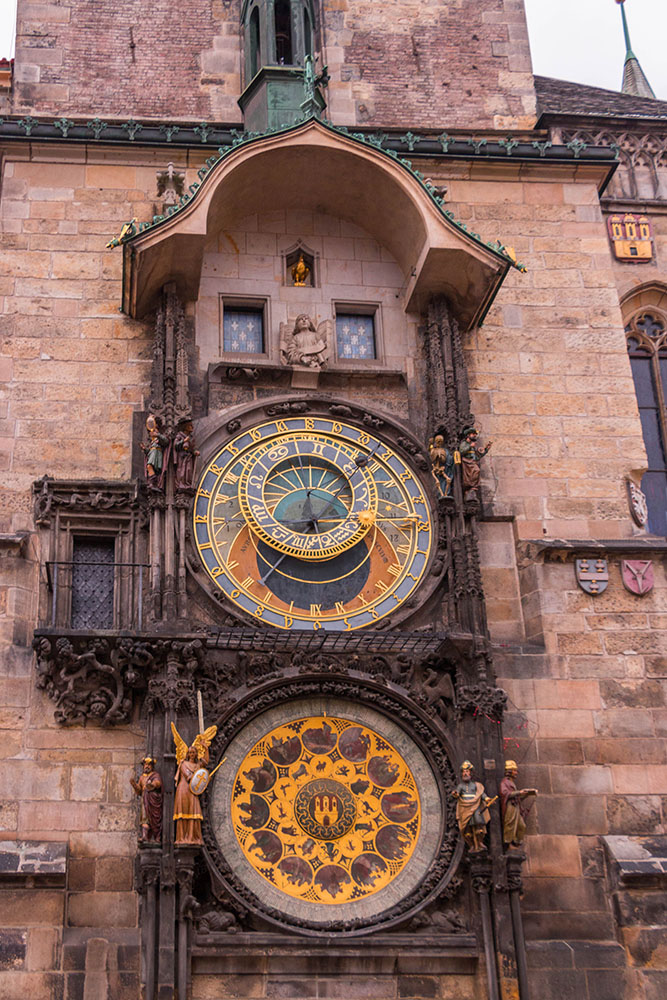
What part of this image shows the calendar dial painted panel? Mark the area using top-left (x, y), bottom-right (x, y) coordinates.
top-left (193, 416), bottom-right (433, 631)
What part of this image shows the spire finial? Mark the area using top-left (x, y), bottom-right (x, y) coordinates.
top-left (615, 0), bottom-right (634, 60)
top-left (615, 0), bottom-right (656, 100)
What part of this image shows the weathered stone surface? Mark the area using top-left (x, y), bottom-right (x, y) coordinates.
top-left (613, 890), bottom-right (667, 928)
top-left (607, 796), bottom-right (663, 836)
top-left (0, 841), bottom-right (67, 878)
top-left (67, 892), bottom-right (136, 929)
top-left (0, 930), bottom-right (26, 971)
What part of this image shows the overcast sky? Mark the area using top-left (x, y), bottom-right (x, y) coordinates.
top-left (0, 0), bottom-right (664, 101)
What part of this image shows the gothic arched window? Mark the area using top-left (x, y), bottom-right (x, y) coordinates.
top-left (625, 303), bottom-right (667, 535)
top-left (249, 6), bottom-right (261, 78)
top-left (242, 0), bottom-right (315, 81)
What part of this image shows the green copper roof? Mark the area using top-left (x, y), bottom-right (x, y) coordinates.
top-left (111, 113), bottom-right (527, 273)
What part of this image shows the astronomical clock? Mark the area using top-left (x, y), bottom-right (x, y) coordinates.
top-left (192, 413), bottom-right (434, 631)
top-left (184, 401), bottom-right (461, 934)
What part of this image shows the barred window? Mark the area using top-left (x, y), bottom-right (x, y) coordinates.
top-left (71, 537), bottom-right (115, 629)
top-left (625, 310), bottom-right (667, 536)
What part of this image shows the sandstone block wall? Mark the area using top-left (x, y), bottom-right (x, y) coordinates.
top-left (1, 135), bottom-right (666, 999)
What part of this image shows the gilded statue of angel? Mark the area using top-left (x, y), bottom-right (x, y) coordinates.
top-left (171, 722), bottom-right (217, 845)
top-left (280, 314), bottom-right (331, 369)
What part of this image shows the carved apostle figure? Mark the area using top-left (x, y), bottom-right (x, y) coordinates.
top-left (280, 314), bottom-right (331, 369)
top-left (130, 756), bottom-right (163, 843)
top-left (171, 723), bottom-right (217, 845)
top-left (458, 427), bottom-right (492, 496)
top-left (173, 419), bottom-right (200, 490)
top-left (499, 760), bottom-right (537, 849)
top-left (451, 760), bottom-right (495, 853)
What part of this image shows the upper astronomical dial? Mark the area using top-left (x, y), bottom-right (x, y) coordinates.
top-left (238, 434), bottom-right (378, 561)
top-left (193, 415), bottom-right (433, 631)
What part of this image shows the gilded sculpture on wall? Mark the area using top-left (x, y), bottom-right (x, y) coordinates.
top-left (280, 314), bottom-right (331, 369)
top-left (499, 760), bottom-right (537, 849)
top-left (171, 723), bottom-right (218, 845)
top-left (458, 427), bottom-right (492, 497)
top-left (451, 760), bottom-right (496, 853)
top-left (130, 756), bottom-right (163, 843)
top-left (291, 253), bottom-right (310, 286)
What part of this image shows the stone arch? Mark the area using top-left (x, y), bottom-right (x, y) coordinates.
top-left (123, 119), bottom-right (512, 330)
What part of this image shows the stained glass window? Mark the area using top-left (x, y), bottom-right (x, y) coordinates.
top-left (625, 312), bottom-right (667, 537)
top-left (336, 314), bottom-right (376, 361)
top-left (223, 308), bottom-right (264, 354)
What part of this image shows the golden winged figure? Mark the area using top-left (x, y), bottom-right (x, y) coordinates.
top-left (171, 722), bottom-right (218, 845)
top-left (171, 722), bottom-right (217, 765)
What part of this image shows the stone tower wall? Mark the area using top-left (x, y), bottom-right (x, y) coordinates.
top-left (12, 0), bottom-right (536, 128)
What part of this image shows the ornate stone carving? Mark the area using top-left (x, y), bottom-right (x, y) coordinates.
top-left (560, 127), bottom-right (667, 203)
top-left (627, 479), bottom-right (649, 527)
top-left (32, 476), bottom-right (141, 527)
top-left (280, 314), bottom-right (331, 369)
top-left (32, 634), bottom-right (208, 725)
top-left (32, 635), bottom-right (153, 726)
top-left (183, 897), bottom-right (241, 934)
top-left (455, 683), bottom-right (507, 722)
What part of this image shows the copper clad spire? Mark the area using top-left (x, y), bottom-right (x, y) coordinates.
top-left (615, 0), bottom-right (656, 99)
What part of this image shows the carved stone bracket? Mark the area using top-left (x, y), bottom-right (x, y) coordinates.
top-left (469, 856), bottom-right (493, 895)
top-left (32, 632), bottom-right (203, 726)
top-left (503, 849), bottom-right (526, 894)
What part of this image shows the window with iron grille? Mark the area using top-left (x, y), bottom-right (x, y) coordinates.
top-left (71, 537), bottom-right (115, 629)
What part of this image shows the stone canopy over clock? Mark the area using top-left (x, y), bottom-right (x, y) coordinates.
top-left (192, 400), bottom-right (436, 631)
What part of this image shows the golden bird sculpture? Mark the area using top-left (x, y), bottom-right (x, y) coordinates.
top-left (291, 253), bottom-right (310, 286)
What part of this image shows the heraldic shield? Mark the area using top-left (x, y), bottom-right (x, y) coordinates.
top-left (575, 558), bottom-right (609, 595)
top-left (622, 560), bottom-right (654, 596)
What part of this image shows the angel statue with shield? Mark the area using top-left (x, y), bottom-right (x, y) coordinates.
top-left (280, 313), bottom-right (331, 369)
top-left (171, 722), bottom-right (217, 845)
